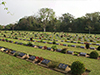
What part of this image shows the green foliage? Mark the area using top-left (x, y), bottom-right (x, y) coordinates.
top-left (71, 61), bottom-right (85, 75)
top-left (90, 51), bottom-right (99, 59)
top-left (27, 42), bottom-right (33, 46)
top-left (61, 48), bottom-right (67, 53)
top-left (51, 45), bottom-right (57, 51)
top-left (14, 37), bottom-right (18, 39)
top-left (85, 43), bottom-right (90, 49)
top-left (47, 61), bottom-right (59, 68)
top-left (97, 46), bottom-right (100, 50)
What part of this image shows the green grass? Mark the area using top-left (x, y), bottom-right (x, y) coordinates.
top-left (1, 37), bottom-right (100, 55)
top-left (0, 41), bottom-right (100, 75)
top-left (0, 51), bottom-right (63, 75)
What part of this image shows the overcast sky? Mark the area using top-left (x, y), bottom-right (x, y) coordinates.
top-left (0, 0), bottom-right (100, 25)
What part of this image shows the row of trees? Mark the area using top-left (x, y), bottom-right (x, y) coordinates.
top-left (1, 8), bottom-right (100, 33)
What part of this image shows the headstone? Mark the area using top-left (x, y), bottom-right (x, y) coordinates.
top-left (58, 63), bottom-right (69, 71)
top-left (11, 50), bottom-right (16, 54)
top-left (67, 51), bottom-right (74, 54)
top-left (80, 52), bottom-right (87, 56)
top-left (28, 56), bottom-right (36, 61)
top-left (41, 59), bottom-right (51, 65)
top-left (56, 49), bottom-right (62, 52)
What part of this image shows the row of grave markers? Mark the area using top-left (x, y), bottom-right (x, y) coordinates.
top-left (0, 46), bottom-right (71, 74)
top-left (0, 38), bottom-right (93, 58)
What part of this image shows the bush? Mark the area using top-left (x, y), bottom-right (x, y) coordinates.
top-left (48, 61), bottom-right (58, 68)
top-left (53, 40), bottom-right (56, 44)
top-left (51, 45), bottom-right (57, 51)
top-left (14, 37), bottom-right (18, 39)
top-left (71, 61), bottom-right (85, 75)
top-left (85, 43), bottom-right (90, 49)
top-left (97, 46), bottom-right (100, 50)
top-left (61, 48), bottom-right (67, 53)
top-left (90, 51), bottom-right (99, 59)
top-left (27, 42), bottom-right (33, 46)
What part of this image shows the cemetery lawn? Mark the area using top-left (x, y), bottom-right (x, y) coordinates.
top-left (0, 51), bottom-right (63, 75)
top-left (1, 37), bottom-right (100, 55)
top-left (0, 41), bottom-right (100, 75)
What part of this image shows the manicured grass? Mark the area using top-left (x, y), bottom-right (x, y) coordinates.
top-left (1, 37), bottom-right (100, 55)
top-left (0, 41), bottom-right (100, 75)
top-left (0, 51), bottom-right (63, 75)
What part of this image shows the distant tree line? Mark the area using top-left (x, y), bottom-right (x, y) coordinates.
top-left (1, 8), bottom-right (100, 34)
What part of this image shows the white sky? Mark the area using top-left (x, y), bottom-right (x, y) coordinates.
top-left (0, 0), bottom-right (100, 25)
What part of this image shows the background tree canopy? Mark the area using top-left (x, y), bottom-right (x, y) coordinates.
top-left (1, 7), bottom-right (100, 34)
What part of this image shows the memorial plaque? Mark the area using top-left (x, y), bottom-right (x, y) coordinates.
top-left (41, 59), bottom-right (51, 65)
top-left (58, 63), bottom-right (68, 71)
top-left (63, 44), bottom-right (67, 46)
top-left (15, 42), bottom-right (18, 44)
top-left (11, 50), bottom-right (16, 54)
top-left (67, 51), bottom-right (74, 54)
top-left (90, 47), bottom-right (96, 50)
top-left (43, 41), bottom-right (46, 43)
top-left (49, 42), bottom-right (52, 44)
top-left (28, 56), bottom-right (36, 61)
top-left (56, 43), bottom-right (60, 45)
top-left (47, 47), bottom-right (51, 50)
top-left (3, 49), bottom-right (9, 52)
top-left (18, 53), bottom-right (26, 57)
top-left (80, 52), bottom-right (87, 56)
top-left (71, 45), bottom-right (76, 47)
top-left (80, 42), bottom-right (84, 44)
top-left (80, 46), bottom-right (85, 49)
top-left (56, 49), bottom-right (62, 52)
top-left (38, 46), bottom-right (43, 49)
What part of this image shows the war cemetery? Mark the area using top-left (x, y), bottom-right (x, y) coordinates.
top-left (0, 30), bottom-right (100, 75)
top-left (1, 1), bottom-right (100, 75)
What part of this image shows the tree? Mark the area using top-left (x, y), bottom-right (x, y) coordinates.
top-left (1, 1), bottom-right (13, 15)
top-left (38, 8), bottom-right (55, 32)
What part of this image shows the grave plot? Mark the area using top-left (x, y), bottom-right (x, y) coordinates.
top-left (90, 47), bottom-right (96, 50)
top-left (80, 46), bottom-right (86, 49)
top-left (67, 51), bottom-right (74, 55)
top-left (55, 63), bottom-right (71, 73)
top-left (79, 52), bottom-right (88, 57)
top-left (17, 52), bottom-right (27, 59)
top-left (26, 55), bottom-right (38, 63)
top-left (10, 50), bottom-right (16, 55)
top-left (40, 59), bottom-right (51, 67)
top-left (0, 47), bottom-right (6, 51)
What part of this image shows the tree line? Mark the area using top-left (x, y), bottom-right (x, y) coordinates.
top-left (1, 8), bottom-right (100, 34)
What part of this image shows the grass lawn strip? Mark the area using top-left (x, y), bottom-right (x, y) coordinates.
top-left (0, 41), bottom-right (100, 75)
top-left (0, 51), bottom-right (63, 75)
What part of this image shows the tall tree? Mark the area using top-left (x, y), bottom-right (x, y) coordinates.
top-left (38, 8), bottom-right (55, 32)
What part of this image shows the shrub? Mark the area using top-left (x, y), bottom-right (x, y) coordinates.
top-left (53, 40), bottom-right (56, 44)
top-left (14, 52), bottom-right (20, 57)
top-left (85, 43), bottom-right (90, 49)
top-left (14, 37), bottom-right (18, 39)
top-left (51, 45), bottom-right (57, 51)
top-left (90, 51), bottom-right (99, 59)
top-left (5, 39), bottom-right (8, 41)
top-left (40, 40), bottom-right (43, 42)
top-left (61, 48), bottom-right (67, 53)
top-left (97, 46), bottom-right (100, 50)
top-left (48, 61), bottom-right (58, 68)
top-left (71, 61), bottom-right (85, 75)
top-left (27, 42), bottom-right (33, 46)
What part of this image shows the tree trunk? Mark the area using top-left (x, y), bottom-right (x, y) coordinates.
top-left (44, 27), bottom-right (46, 32)
top-left (89, 29), bottom-right (90, 34)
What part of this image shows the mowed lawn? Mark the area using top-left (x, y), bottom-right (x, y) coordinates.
top-left (0, 41), bottom-right (100, 75)
top-left (0, 51), bottom-right (63, 75)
